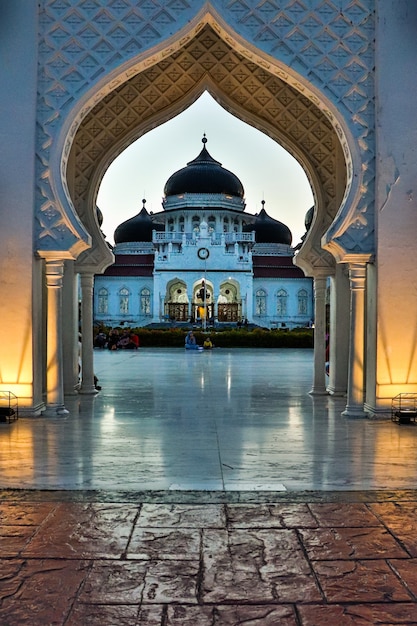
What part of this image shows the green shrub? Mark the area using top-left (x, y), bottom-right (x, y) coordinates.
top-left (94, 326), bottom-right (314, 349)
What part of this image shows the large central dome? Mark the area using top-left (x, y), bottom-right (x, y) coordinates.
top-left (164, 136), bottom-right (244, 198)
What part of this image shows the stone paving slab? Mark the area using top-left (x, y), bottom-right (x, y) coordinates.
top-left (1, 492), bottom-right (417, 625)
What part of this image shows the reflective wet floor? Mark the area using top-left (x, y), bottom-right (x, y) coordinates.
top-left (2, 349), bottom-right (417, 624)
top-left (2, 348), bottom-right (417, 492)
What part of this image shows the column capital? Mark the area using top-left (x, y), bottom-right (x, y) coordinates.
top-left (45, 259), bottom-right (64, 288)
top-left (348, 262), bottom-right (367, 289)
top-left (313, 275), bottom-right (327, 300)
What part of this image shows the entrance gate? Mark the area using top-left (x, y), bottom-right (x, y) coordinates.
top-left (218, 304), bottom-right (239, 323)
top-left (49, 2), bottom-right (374, 415)
top-left (6, 2), bottom-right (405, 417)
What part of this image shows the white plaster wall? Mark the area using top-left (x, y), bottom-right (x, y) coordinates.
top-left (0, 3), bottom-right (41, 410)
top-left (94, 276), bottom-right (153, 327)
top-left (252, 278), bottom-right (313, 329)
top-left (374, 0), bottom-right (417, 407)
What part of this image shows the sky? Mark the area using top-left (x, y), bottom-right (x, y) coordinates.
top-left (97, 91), bottom-right (314, 247)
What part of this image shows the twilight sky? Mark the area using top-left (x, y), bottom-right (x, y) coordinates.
top-left (97, 91), bottom-right (314, 247)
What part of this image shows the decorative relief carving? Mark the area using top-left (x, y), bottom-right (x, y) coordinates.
top-left (36, 0), bottom-right (375, 259)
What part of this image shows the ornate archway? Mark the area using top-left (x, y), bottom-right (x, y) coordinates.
top-left (33, 3), bottom-right (376, 415)
top-left (67, 19), bottom-right (346, 278)
top-left (58, 12), bottom-right (356, 407)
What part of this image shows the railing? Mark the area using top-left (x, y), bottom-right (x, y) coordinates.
top-left (153, 231), bottom-right (255, 245)
top-left (224, 232), bottom-right (255, 243)
top-left (153, 231), bottom-right (182, 243)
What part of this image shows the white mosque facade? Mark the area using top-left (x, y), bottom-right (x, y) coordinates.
top-left (94, 138), bottom-right (313, 330)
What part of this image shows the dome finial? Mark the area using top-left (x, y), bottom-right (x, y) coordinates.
top-left (202, 133), bottom-right (207, 145)
top-left (142, 198), bottom-right (146, 208)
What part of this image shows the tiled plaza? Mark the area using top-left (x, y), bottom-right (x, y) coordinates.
top-left (1, 349), bottom-right (417, 624)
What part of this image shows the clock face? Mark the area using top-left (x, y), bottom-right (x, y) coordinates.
top-left (197, 247), bottom-right (210, 260)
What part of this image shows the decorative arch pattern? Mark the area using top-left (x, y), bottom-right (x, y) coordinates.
top-left (35, 1), bottom-right (375, 265)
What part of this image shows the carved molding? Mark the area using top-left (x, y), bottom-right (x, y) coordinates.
top-left (36, 0), bottom-right (375, 263)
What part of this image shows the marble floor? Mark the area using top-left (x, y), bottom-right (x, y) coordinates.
top-left (1, 348), bottom-right (417, 492)
top-left (2, 349), bottom-right (417, 624)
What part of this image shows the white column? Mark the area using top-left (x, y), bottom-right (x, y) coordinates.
top-left (342, 263), bottom-right (367, 417)
top-left (62, 261), bottom-right (80, 395)
top-left (44, 260), bottom-right (69, 416)
top-left (310, 275), bottom-right (328, 395)
top-left (79, 272), bottom-right (98, 395)
top-left (327, 264), bottom-right (349, 396)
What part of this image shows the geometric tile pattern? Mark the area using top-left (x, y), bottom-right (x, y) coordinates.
top-left (72, 26), bottom-right (340, 272)
top-left (36, 0), bottom-right (375, 263)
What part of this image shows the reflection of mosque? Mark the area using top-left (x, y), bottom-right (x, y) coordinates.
top-left (94, 137), bottom-right (313, 329)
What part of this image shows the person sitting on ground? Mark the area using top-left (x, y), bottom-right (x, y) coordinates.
top-left (125, 332), bottom-right (139, 349)
top-left (107, 329), bottom-right (119, 350)
top-left (203, 336), bottom-right (213, 350)
top-left (185, 330), bottom-right (203, 350)
top-left (94, 331), bottom-right (107, 349)
top-left (117, 331), bottom-right (130, 349)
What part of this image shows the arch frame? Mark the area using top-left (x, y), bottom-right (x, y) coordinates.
top-left (40, 5), bottom-right (373, 271)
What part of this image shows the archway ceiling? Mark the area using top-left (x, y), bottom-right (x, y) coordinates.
top-left (72, 25), bottom-right (342, 268)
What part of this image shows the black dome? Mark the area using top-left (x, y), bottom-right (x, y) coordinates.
top-left (246, 205), bottom-right (292, 245)
top-left (95, 205), bottom-right (104, 227)
top-left (304, 206), bottom-right (314, 232)
top-left (164, 136), bottom-right (244, 198)
top-left (114, 202), bottom-right (162, 244)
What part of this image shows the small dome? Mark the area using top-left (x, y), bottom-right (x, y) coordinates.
top-left (164, 135), bottom-right (244, 198)
top-left (304, 206), bottom-right (314, 232)
top-left (95, 205), bottom-right (103, 227)
top-left (246, 203), bottom-right (292, 245)
top-left (114, 200), bottom-right (162, 244)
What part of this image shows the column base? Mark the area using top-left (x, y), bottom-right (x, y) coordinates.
top-left (79, 386), bottom-right (99, 395)
top-left (64, 389), bottom-right (80, 397)
top-left (327, 386), bottom-right (347, 397)
top-left (342, 405), bottom-right (368, 419)
top-left (309, 387), bottom-right (328, 396)
top-left (43, 405), bottom-right (70, 417)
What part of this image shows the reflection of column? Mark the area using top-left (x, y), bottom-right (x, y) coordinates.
top-left (342, 263), bottom-right (367, 417)
top-left (79, 272), bottom-right (98, 395)
top-left (45, 260), bottom-right (69, 415)
top-left (310, 275), bottom-right (327, 395)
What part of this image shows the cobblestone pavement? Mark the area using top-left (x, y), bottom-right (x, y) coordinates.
top-left (1, 490), bottom-right (417, 625)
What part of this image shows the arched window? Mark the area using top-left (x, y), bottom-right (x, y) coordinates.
top-left (208, 215), bottom-right (216, 233)
top-left (179, 216), bottom-right (184, 232)
top-left (298, 289), bottom-right (308, 315)
top-left (277, 289), bottom-right (288, 316)
top-left (140, 287), bottom-right (151, 315)
top-left (168, 217), bottom-right (174, 232)
top-left (192, 215), bottom-right (200, 232)
top-left (223, 217), bottom-right (229, 232)
top-left (119, 287), bottom-right (130, 314)
top-left (98, 288), bottom-right (108, 314)
top-left (233, 218), bottom-right (239, 232)
top-left (255, 289), bottom-right (267, 316)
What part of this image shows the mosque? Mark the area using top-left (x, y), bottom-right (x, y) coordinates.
top-left (94, 137), bottom-right (313, 330)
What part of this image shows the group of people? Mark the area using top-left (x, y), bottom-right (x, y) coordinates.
top-left (185, 331), bottom-right (213, 351)
top-left (94, 329), bottom-right (140, 350)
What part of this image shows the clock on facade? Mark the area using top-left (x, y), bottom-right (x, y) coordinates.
top-left (197, 247), bottom-right (210, 260)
